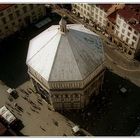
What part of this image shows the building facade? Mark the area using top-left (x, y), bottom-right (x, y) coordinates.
top-left (72, 4), bottom-right (110, 29)
top-left (26, 18), bottom-right (105, 111)
top-left (0, 4), bottom-right (46, 39)
top-left (72, 4), bottom-right (140, 59)
top-left (114, 6), bottom-right (140, 58)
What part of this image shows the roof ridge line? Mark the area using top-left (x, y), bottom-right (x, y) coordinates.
top-left (48, 34), bottom-right (62, 81)
top-left (67, 30), bottom-right (83, 79)
top-left (27, 30), bottom-right (59, 64)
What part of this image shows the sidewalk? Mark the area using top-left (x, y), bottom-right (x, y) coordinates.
top-left (104, 45), bottom-right (140, 71)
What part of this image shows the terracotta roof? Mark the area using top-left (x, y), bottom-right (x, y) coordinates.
top-left (0, 4), bottom-right (13, 11)
top-left (107, 10), bottom-right (118, 23)
top-left (118, 4), bottom-right (140, 32)
top-left (96, 4), bottom-right (112, 12)
top-left (0, 122), bottom-right (7, 135)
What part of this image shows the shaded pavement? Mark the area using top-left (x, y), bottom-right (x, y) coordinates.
top-left (61, 70), bottom-right (140, 136)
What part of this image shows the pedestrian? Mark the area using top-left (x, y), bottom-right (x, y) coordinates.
top-left (14, 103), bottom-right (18, 107)
top-left (38, 101), bottom-right (43, 105)
top-left (40, 126), bottom-right (46, 131)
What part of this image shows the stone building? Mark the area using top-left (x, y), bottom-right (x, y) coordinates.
top-left (72, 4), bottom-right (111, 29)
top-left (26, 18), bottom-right (105, 110)
top-left (72, 4), bottom-right (140, 59)
top-left (0, 4), bottom-right (46, 39)
top-left (114, 5), bottom-right (140, 59)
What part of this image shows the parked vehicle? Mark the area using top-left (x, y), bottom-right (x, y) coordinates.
top-left (72, 125), bottom-right (92, 136)
top-left (7, 88), bottom-right (19, 99)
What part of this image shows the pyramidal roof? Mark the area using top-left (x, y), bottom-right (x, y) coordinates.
top-left (26, 21), bottom-right (104, 82)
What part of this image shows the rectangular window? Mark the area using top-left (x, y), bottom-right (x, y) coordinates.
top-left (5, 26), bottom-right (8, 29)
top-left (23, 6), bottom-right (27, 13)
top-left (133, 36), bottom-right (137, 41)
top-left (9, 14), bottom-right (13, 20)
top-left (116, 24), bottom-right (119, 28)
top-left (112, 26), bottom-right (114, 30)
top-left (84, 10), bottom-right (86, 14)
top-left (134, 30), bottom-right (138, 35)
top-left (0, 12), bottom-right (3, 17)
top-left (2, 17), bottom-right (6, 24)
top-left (87, 6), bottom-right (89, 10)
top-left (126, 38), bottom-right (129, 43)
top-left (132, 41), bottom-right (135, 46)
top-left (84, 5), bottom-right (86, 8)
top-left (100, 17), bottom-right (102, 21)
top-left (107, 22), bottom-right (110, 27)
top-left (127, 32), bottom-right (130, 36)
top-left (30, 4), bottom-right (33, 9)
top-left (18, 19), bottom-right (22, 22)
top-left (16, 10), bottom-right (20, 16)
top-left (14, 5), bottom-right (18, 9)
top-left (12, 22), bottom-right (15, 25)
top-left (128, 26), bottom-right (132, 31)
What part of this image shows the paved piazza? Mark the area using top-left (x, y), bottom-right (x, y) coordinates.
top-left (0, 80), bottom-right (75, 136)
top-left (0, 11), bottom-right (140, 136)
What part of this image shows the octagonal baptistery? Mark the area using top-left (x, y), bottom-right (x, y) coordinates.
top-left (26, 18), bottom-right (105, 110)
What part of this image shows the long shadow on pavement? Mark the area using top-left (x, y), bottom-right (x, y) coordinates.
top-left (61, 70), bottom-right (140, 136)
top-left (0, 12), bottom-right (63, 88)
top-left (0, 36), bottom-right (29, 88)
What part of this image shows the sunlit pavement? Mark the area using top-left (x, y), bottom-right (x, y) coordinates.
top-left (0, 80), bottom-right (76, 136)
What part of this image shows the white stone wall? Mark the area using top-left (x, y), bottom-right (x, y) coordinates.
top-left (115, 14), bottom-right (140, 50)
top-left (72, 3), bottom-right (91, 19)
top-left (28, 64), bottom-right (105, 110)
top-left (0, 4), bottom-right (46, 39)
top-left (72, 4), bottom-right (107, 27)
top-left (92, 5), bottom-right (107, 27)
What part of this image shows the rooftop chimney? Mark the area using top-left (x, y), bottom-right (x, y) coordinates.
top-left (59, 17), bottom-right (67, 33)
